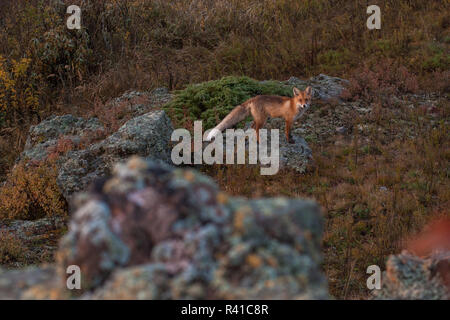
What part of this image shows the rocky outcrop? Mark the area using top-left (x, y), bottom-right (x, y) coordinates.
top-left (19, 115), bottom-right (106, 163)
top-left (193, 118), bottom-right (312, 174)
top-left (16, 88), bottom-right (175, 202)
top-left (285, 74), bottom-right (348, 101)
top-left (0, 157), bottom-right (327, 299)
top-left (20, 112), bottom-right (173, 201)
top-left (111, 88), bottom-right (173, 117)
top-left (57, 111), bottom-right (173, 199)
top-left (250, 118), bottom-right (312, 173)
top-left (373, 251), bottom-right (449, 300)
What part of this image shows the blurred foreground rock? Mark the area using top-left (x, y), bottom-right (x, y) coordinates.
top-left (373, 218), bottom-right (450, 300)
top-left (0, 157), bottom-right (327, 299)
top-left (373, 251), bottom-right (449, 300)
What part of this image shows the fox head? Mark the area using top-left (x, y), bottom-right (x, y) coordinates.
top-left (292, 86), bottom-right (312, 111)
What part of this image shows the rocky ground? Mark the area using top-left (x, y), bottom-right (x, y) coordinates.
top-left (0, 217), bottom-right (66, 268)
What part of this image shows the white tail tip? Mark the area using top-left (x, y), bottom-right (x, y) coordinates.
top-left (206, 128), bottom-right (221, 141)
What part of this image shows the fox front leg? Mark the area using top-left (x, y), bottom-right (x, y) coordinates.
top-left (285, 119), bottom-right (295, 144)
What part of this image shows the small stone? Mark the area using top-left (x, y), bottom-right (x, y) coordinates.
top-left (336, 126), bottom-right (347, 134)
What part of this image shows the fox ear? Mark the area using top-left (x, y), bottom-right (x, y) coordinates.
top-left (293, 87), bottom-right (301, 96)
top-left (305, 86), bottom-right (313, 97)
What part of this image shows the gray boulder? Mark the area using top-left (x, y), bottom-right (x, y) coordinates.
top-left (16, 89), bottom-right (175, 202)
top-left (193, 118), bottom-right (312, 174)
top-left (57, 110), bottom-right (173, 200)
top-left (19, 115), bottom-right (105, 162)
top-left (250, 118), bottom-right (312, 173)
top-left (109, 88), bottom-right (173, 117)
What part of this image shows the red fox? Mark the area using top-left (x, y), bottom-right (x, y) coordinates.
top-left (206, 87), bottom-right (312, 143)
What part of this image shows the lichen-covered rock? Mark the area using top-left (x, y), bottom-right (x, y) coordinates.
top-left (64, 157), bottom-right (326, 299)
top-left (56, 200), bottom-right (131, 291)
top-left (373, 251), bottom-right (449, 300)
top-left (19, 115), bottom-right (105, 162)
top-left (98, 110), bottom-right (173, 161)
top-left (85, 264), bottom-right (172, 300)
top-left (16, 89), bottom-right (175, 202)
top-left (246, 118), bottom-right (312, 173)
top-left (285, 74), bottom-right (348, 101)
top-left (110, 88), bottom-right (173, 117)
top-left (28, 111), bottom-right (173, 201)
top-left (57, 110), bottom-right (173, 200)
top-left (1, 156), bottom-right (327, 299)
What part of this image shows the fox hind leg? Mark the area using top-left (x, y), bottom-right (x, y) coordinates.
top-left (254, 118), bottom-right (268, 143)
top-left (255, 123), bottom-right (261, 143)
top-left (250, 107), bottom-right (267, 143)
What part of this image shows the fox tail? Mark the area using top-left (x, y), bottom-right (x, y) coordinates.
top-left (206, 104), bottom-right (249, 141)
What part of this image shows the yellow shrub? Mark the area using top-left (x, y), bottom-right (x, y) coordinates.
top-left (0, 55), bottom-right (40, 126)
top-left (0, 162), bottom-right (67, 220)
